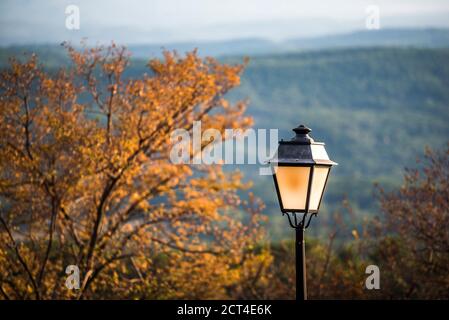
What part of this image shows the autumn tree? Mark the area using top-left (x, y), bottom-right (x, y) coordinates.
top-left (0, 44), bottom-right (271, 299)
top-left (374, 145), bottom-right (449, 299)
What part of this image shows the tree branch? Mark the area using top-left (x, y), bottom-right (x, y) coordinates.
top-left (0, 215), bottom-right (40, 299)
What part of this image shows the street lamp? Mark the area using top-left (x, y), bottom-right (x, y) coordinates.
top-left (269, 124), bottom-right (337, 300)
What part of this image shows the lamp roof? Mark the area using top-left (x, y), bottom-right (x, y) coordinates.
top-left (270, 124), bottom-right (337, 166)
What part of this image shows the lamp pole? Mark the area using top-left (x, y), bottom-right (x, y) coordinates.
top-left (283, 211), bottom-right (315, 300)
top-left (269, 124), bottom-right (337, 301)
top-left (296, 227), bottom-right (307, 300)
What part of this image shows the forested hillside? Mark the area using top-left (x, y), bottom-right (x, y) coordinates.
top-left (227, 47), bottom-right (449, 237)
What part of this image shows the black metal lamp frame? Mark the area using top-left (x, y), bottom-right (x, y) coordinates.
top-left (270, 125), bottom-right (337, 301)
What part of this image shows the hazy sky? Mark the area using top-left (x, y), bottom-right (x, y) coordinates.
top-left (1, 0), bottom-right (449, 45)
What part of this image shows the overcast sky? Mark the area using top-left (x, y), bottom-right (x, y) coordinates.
top-left (1, 0), bottom-right (449, 45)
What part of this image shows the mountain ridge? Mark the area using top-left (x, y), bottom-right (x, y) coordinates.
top-left (2, 28), bottom-right (449, 66)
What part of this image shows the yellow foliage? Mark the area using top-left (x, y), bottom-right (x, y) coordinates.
top-left (0, 44), bottom-right (269, 300)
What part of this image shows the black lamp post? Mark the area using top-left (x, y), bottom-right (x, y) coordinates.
top-left (269, 124), bottom-right (337, 300)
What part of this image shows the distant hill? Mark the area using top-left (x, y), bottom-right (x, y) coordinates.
top-left (129, 38), bottom-right (281, 59)
top-left (286, 28), bottom-right (449, 50)
top-left (227, 47), bottom-right (449, 237)
top-left (2, 28), bottom-right (449, 66)
top-left (230, 47), bottom-right (449, 175)
top-left (130, 28), bottom-right (449, 57)
top-left (0, 44), bottom-right (69, 68)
